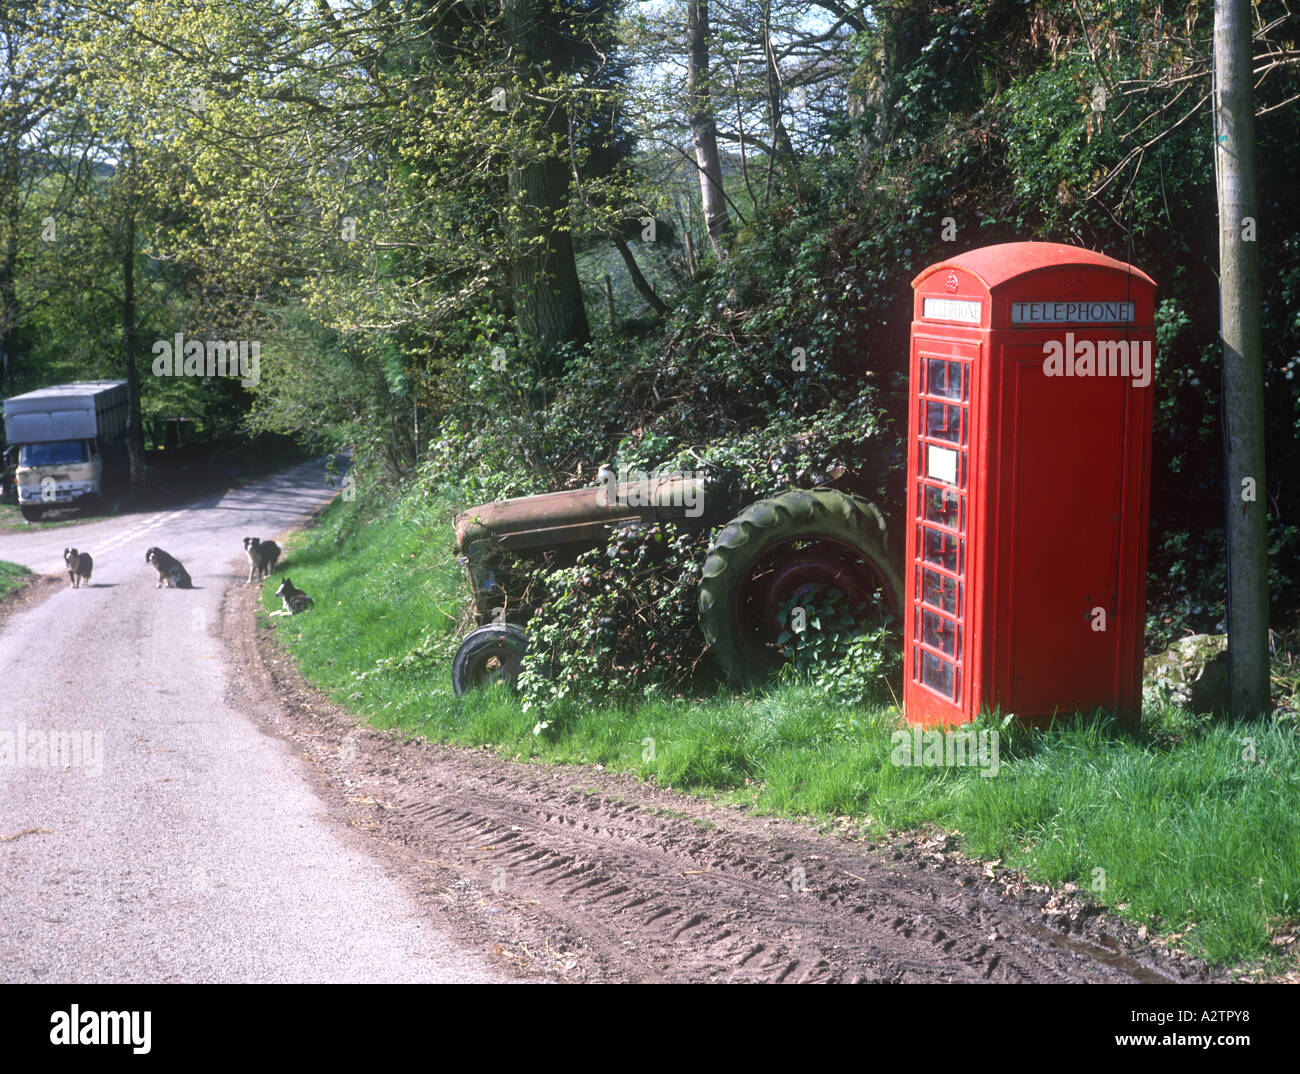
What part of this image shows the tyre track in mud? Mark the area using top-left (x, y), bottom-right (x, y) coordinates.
top-left (225, 585), bottom-right (1222, 984)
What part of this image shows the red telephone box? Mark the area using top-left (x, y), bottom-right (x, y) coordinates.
top-left (904, 242), bottom-right (1156, 727)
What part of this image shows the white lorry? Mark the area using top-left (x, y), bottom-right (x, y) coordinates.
top-left (2, 380), bottom-right (130, 521)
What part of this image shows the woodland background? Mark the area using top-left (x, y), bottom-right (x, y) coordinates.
top-left (3, 0), bottom-right (1299, 664)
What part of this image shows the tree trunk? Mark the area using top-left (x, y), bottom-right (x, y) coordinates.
top-left (504, 0), bottom-right (589, 362)
top-left (611, 234), bottom-right (668, 315)
top-left (1214, 0), bottom-right (1269, 717)
top-left (602, 273), bottom-right (615, 327)
top-left (120, 153), bottom-right (146, 486)
top-left (686, 0), bottom-right (730, 258)
top-left (0, 194), bottom-right (17, 385)
top-left (0, 103), bottom-right (20, 383)
top-left (760, 0), bottom-right (801, 201)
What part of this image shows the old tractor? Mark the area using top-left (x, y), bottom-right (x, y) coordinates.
top-left (450, 464), bottom-right (903, 695)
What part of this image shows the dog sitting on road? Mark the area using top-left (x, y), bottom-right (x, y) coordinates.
top-left (145, 547), bottom-right (193, 589)
top-left (63, 548), bottom-right (93, 588)
top-left (243, 537), bottom-right (281, 584)
top-left (270, 576), bottom-right (313, 616)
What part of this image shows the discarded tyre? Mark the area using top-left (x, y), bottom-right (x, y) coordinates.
top-left (451, 624), bottom-right (528, 696)
top-left (698, 488), bottom-right (902, 683)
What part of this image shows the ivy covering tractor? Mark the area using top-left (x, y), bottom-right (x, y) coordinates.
top-left (450, 465), bottom-right (903, 695)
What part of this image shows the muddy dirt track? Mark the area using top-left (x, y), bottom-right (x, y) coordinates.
top-left (226, 584), bottom-right (1224, 984)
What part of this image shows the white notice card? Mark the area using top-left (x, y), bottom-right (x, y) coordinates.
top-left (928, 445), bottom-right (958, 484)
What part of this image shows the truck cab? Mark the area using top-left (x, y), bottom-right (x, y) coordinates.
top-left (15, 437), bottom-right (103, 512)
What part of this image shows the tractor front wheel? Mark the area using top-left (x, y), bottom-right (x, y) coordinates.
top-left (698, 488), bottom-right (902, 683)
top-left (451, 624), bottom-right (528, 696)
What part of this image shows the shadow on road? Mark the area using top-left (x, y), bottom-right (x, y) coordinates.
top-left (4, 452), bottom-right (341, 531)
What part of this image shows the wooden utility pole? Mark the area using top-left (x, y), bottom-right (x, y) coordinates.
top-left (1214, 0), bottom-right (1269, 716)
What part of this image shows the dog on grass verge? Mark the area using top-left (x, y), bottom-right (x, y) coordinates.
top-left (63, 548), bottom-right (93, 588)
top-left (243, 537), bottom-right (281, 584)
top-left (270, 576), bottom-right (313, 616)
top-left (145, 547), bottom-right (193, 589)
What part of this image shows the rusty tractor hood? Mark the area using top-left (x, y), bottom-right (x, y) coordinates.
top-left (454, 474), bottom-right (724, 554)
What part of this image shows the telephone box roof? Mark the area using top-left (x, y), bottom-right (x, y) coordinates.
top-left (912, 242), bottom-right (1156, 293)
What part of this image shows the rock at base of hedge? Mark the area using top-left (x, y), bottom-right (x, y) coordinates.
top-left (1143, 633), bottom-right (1229, 716)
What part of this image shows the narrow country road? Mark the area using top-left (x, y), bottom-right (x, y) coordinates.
top-left (0, 461), bottom-right (508, 983)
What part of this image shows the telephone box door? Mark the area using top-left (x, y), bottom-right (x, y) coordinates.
top-left (906, 339), bottom-right (979, 718)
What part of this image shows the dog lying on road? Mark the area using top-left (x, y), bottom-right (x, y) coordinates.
top-left (243, 537), bottom-right (281, 584)
top-left (270, 576), bottom-right (313, 616)
top-left (64, 548), bottom-right (93, 588)
top-left (145, 547), bottom-right (193, 589)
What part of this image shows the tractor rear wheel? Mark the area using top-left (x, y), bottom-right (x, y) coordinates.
top-left (698, 488), bottom-right (902, 683)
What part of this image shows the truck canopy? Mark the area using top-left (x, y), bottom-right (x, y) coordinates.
top-left (3, 381), bottom-right (129, 445)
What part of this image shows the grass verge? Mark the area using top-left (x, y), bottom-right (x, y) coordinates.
top-left (259, 491), bottom-right (1300, 970)
top-left (0, 560), bottom-right (32, 600)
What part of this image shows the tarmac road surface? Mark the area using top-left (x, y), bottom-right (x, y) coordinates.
top-left (0, 460), bottom-right (508, 983)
